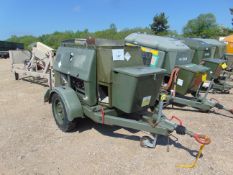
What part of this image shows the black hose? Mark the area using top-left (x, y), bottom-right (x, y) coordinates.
top-left (175, 125), bottom-right (186, 135)
top-left (215, 103), bottom-right (224, 109)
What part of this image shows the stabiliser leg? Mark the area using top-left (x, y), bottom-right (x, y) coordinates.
top-left (140, 115), bottom-right (211, 148)
top-left (140, 134), bottom-right (158, 148)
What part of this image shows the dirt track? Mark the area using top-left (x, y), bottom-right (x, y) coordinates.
top-left (0, 59), bottom-right (233, 175)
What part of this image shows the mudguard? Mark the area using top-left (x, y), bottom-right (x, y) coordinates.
top-left (44, 86), bottom-right (84, 121)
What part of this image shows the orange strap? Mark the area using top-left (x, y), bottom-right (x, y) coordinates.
top-left (164, 68), bottom-right (180, 91)
top-left (169, 115), bottom-right (183, 126)
top-left (194, 134), bottom-right (211, 145)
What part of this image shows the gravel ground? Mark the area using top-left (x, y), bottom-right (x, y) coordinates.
top-left (0, 59), bottom-right (233, 175)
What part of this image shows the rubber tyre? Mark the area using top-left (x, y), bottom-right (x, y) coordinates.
top-left (51, 93), bottom-right (77, 132)
top-left (14, 72), bottom-right (19, 80)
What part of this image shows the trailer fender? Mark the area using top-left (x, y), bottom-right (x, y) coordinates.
top-left (44, 89), bottom-right (51, 102)
top-left (44, 86), bottom-right (84, 121)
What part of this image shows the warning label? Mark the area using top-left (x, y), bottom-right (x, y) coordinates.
top-left (141, 96), bottom-right (151, 107)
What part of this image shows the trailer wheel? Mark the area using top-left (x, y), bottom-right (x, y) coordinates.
top-left (14, 72), bottom-right (19, 80)
top-left (51, 93), bottom-right (77, 132)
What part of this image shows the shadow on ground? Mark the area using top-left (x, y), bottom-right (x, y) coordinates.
top-left (21, 77), bottom-right (49, 87)
top-left (72, 118), bottom-right (200, 158)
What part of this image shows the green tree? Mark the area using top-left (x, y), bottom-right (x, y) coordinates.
top-left (150, 12), bottom-right (169, 35)
top-left (183, 13), bottom-right (221, 38)
top-left (218, 26), bottom-right (233, 36)
top-left (6, 26), bottom-right (155, 49)
top-left (95, 24), bottom-right (118, 39)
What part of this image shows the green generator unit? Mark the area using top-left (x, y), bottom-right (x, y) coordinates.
top-left (181, 38), bottom-right (232, 93)
top-left (202, 58), bottom-right (227, 79)
top-left (125, 34), bottom-right (233, 114)
top-left (181, 38), bottom-right (212, 64)
top-left (56, 39), bottom-right (160, 113)
top-left (194, 38), bottom-right (226, 58)
top-left (112, 67), bottom-right (165, 113)
top-left (125, 33), bottom-right (194, 74)
top-left (175, 64), bottom-right (209, 95)
top-left (45, 38), bottom-right (211, 148)
top-left (125, 33), bottom-right (209, 95)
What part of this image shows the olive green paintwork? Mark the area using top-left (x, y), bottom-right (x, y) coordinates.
top-left (180, 38), bottom-right (212, 64)
top-left (124, 35), bottom-right (230, 113)
top-left (112, 66), bottom-right (166, 113)
top-left (202, 58), bottom-right (226, 79)
top-left (125, 34), bottom-right (211, 95)
top-left (45, 38), bottom-right (180, 137)
top-left (167, 95), bottom-right (216, 112)
top-left (82, 105), bottom-right (176, 135)
top-left (225, 53), bottom-right (233, 69)
top-left (175, 64), bottom-right (210, 95)
top-left (45, 86), bottom-right (84, 121)
top-left (53, 46), bottom-right (97, 106)
top-left (194, 38), bottom-right (226, 58)
top-left (125, 33), bottom-right (194, 74)
top-left (181, 38), bottom-right (232, 92)
top-left (97, 45), bottom-right (143, 84)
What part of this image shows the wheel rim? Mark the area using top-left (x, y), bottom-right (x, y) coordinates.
top-left (53, 98), bottom-right (65, 125)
